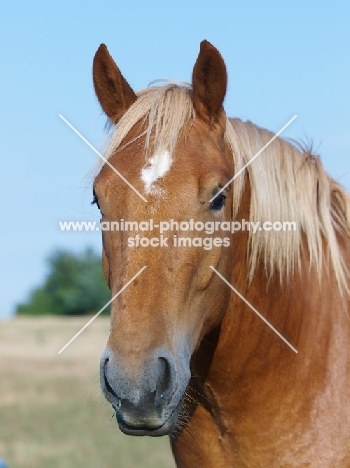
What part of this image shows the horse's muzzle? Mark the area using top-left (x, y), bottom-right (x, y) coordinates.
top-left (100, 347), bottom-right (187, 436)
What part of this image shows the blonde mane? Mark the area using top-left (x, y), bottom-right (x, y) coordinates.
top-left (99, 84), bottom-right (350, 295)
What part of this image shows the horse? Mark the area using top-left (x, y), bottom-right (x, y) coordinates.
top-left (91, 40), bottom-right (350, 466)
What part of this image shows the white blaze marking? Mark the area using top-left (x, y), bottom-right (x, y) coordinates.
top-left (141, 150), bottom-right (172, 194)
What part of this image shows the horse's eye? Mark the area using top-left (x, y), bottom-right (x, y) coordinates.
top-left (91, 193), bottom-right (100, 210)
top-left (210, 193), bottom-right (226, 211)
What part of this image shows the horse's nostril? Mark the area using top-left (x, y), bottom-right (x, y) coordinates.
top-left (103, 363), bottom-right (119, 400)
top-left (157, 357), bottom-right (173, 399)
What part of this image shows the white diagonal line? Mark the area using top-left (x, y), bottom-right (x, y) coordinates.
top-left (59, 114), bottom-right (148, 203)
top-left (58, 266), bottom-right (147, 354)
top-left (210, 266), bottom-right (298, 353)
top-left (209, 115), bottom-right (297, 202)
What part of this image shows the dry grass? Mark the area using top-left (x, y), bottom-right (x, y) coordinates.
top-left (0, 316), bottom-right (175, 468)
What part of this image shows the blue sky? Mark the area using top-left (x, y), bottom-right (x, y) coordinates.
top-left (1, 1), bottom-right (349, 317)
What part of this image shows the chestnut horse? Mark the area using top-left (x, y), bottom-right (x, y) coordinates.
top-left (92, 41), bottom-right (350, 466)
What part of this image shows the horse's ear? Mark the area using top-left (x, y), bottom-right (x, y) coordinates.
top-left (192, 40), bottom-right (227, 125)
top-left (93, 44), bottom-right (137, 123)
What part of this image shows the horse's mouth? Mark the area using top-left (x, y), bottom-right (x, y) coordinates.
top-left (113, 399), bottom-right (182, 437)
top-left (102, 359), bottom-right (187, 436)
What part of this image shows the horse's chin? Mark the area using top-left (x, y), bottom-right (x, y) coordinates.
top-left (114, 404), bottom-right (181, 437)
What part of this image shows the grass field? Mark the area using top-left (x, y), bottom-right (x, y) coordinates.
top-left (0, 316), bottom-right (175, 468)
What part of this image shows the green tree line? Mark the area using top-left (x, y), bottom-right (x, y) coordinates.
top-left (17, 249), bottom-right (110, 315)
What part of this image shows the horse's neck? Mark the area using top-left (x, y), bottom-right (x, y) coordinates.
top-left (216, 184), bottom-right (349, 383)
top-left (202, 234), bottom-right (350, 462)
